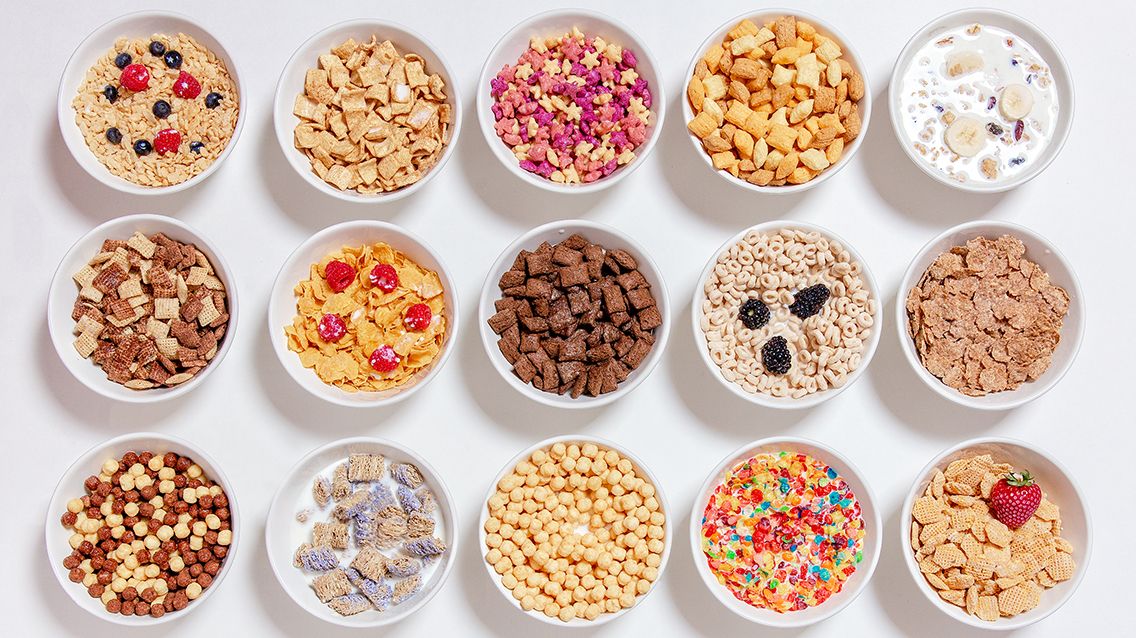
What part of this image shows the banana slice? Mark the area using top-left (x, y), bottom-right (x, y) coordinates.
top-left (944, 116), bottom-right (988, 157)
top-left (999, 84), bottom-right (1034, 120)
top-left (945, 50), bottom-right (984, 77)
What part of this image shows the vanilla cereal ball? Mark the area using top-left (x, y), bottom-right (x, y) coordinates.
top-left (485, 442), bottom-right (665, 622)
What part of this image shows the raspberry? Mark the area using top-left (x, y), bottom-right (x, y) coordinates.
top-left (172, 71), bottom-right (201, 99)
top-left (369, 345), bottom-right (400, 372)
top-left (323, 260), bottom-right (356, 292)
top-left (120, 64), bottom-right (150, 91)
top-left (403, 303), bottom-right (432, 331)
top-left (369, 264), bottom-right (399, 293)
top-left (317, 314), bottom-right (347, 342)
top-left (152, 129), bottom-right (181, 154)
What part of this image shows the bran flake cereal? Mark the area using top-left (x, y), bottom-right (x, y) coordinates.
top-left (293, 455), bottom-right (447, 616)
top-left (73, 33), bottom-right (239, 187)
top-left (909, 454), bottom-right (1075, 621)
top-left (284, 242), bottom-right (446, 392)
top-left (699, 227), bottom-right (875, 398)
top-left (686, 16), bottom-right (863, 186)
top-left (700, 451), bottom-right (865, 612)
top-left (294, 37), bottom-right (452, 194)
top-left (490, 28), bottom-right (653, 184)
top-left (906, 235), bottom-right (1069, 396)
top-left (483, 441), bottom-right (666, 623)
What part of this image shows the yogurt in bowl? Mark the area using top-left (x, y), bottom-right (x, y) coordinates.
top-left (889, 9), bottom-right (1073, 192)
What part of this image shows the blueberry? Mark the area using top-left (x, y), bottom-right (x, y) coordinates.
top-left (163, 50), bottom-right (182, 69)
top-left (114, 52), bottom-right (132, 69)
top-left (105, 127), bottom-right (122, 144)
top-left (133, 140), bottom-right (152, 156)
top-left (152, 99), bottom-right (171, 119)
top-left (149, 41), bottom-right (165, 56)
top-left (189, 141), bottom-right (204, 154)
top-left (103, 84), bottom-right (118, 103)
top-left (204, 92), bottom-right (223, 109)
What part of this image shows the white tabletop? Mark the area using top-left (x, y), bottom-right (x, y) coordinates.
top-left (4, 0), bottom-right (1131, 635)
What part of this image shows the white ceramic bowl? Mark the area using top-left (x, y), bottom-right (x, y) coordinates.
top-left (268, 220), bottom-right (458, 407)
top-left (265, 437), bottom-right (458, 627)
top-left (681, 9), bottom-right (871, 194)
top-left (478, 220), bottom-right (670, 408)
top-left (691, 220), bottom-right (882, 409)
top-left (896, 220), bottom-right (1084, 409)
top-left (478, 435), bottom-right (671, 626)
top-left (888, 8), bottom-right (1074, 193)
top-left (47, 214), bottom-right (240, 403)
top-left (57, 10), bottom-right (246, 195)
top-left (690, 436), bottom-right (881, 627)
top-left (273, 19), bottom-right (462, 203)
top-left (900, 437), bottom-right (1091, 630)
top-left (46, 432), bottom-right (240, 626)
top-left (476, 9), bottom-right (665, 194)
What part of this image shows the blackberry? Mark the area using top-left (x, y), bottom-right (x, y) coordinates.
top-left (148, 41), bottom-right (166, 56)
top-left (114, 52), bottom-right (132, 69)
top-left (761, 336), bottom-right (792, 375)
top-left (986, 122), bottom-right (1004, 136)
top-left (789, 284), bottom-right (830, 319)
top-left (738, 298), bottom-right (770, 330)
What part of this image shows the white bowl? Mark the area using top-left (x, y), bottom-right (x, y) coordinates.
top-left (888, 8), bottom-right (1074, 193)
top-left (265, 437), bottom-right (458, 627)
top-left (681, 9), bottom-right (871, 194)
top-left (476, 9), bottom-right (665, 194)
top-left (47, 214), bottom-right (240, 403)
top-left (478, 219), bottom-right (671, 408)
top-left (689, 436), bottom-right (881, 627)
top-left (478, 435), bottom-right (672, 627)
top-left (900, 437), bottom-right (1091, 630)
top-left (895, 220), bottom-right (1084, 409)
top-left (273, 19), bottom-right (462, 203)
top-left (268, 220), bottom-right (459, 408)
top-left (57, 10), bottom-right (246, 195)
top-left (691, 220), bottom-right (882, 409)
top-left (45, 432), bottom-right (241, 626)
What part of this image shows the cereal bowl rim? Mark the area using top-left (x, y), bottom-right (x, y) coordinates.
top-left (45, 431), bottom-right (241, 626)
top-left (690, 219), bottom-right (882, 409)
top-left (271, 17), bottom-right (463, 204)
top-left (886, 7), bottom-right (1076, 194)
top-left (680, 8), bottom-right (872, 195)
top-left (57, 9), bottom-right (248, 196)
top-left (264, 436), bottom-right (460, 628)
top-left (894, 219), bottom-right (1085, 410)
top-left (46, 213), bottom-right (241, 404)
top-left (899, 436), bottom-right (1093, 630)
top-left (477, 434), bottom-right (673, 627)
top-left (267, 219), bottom-right (460, 408)
top-left (688, 436), bottom-right (881, 627)
top-left (477, 219), bottom-right (672, 409)
top-left (475, 7), bottom-right (667, 195)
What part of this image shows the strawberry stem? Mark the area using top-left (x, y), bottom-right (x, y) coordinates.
top-left (1004, 470), bottom-right (1034, 487)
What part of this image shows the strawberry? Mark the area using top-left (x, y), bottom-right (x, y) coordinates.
top-left (989, 471), bottom-right (1042, 529)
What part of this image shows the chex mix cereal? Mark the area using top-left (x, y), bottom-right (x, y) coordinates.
top-left (700, 451), bottom-right (865, 612)
top-left (284, 242), bottom-right (446, 392)
top-left (490, 28), bottom-right (653, 184)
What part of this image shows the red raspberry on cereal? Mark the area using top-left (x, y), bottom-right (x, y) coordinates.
top-left (153, 128), bottom-right (181, 154)
top-left (317, 314), bottom-right (347, 342)
top-left (369, 345), bottom-right (400, 372)
top-left (323, 260), bottom-right (356, 292)
top-left (172, 71), bottom-right (202, 99)
top-left (369, 263), bottom-right (399, 293)
top-left (120, 63), bottom-right (150, 91)
top-left (403, 303), bottom-right (432, 331)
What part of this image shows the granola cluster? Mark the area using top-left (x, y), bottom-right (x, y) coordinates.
top-left (905, 235), bottom-right (1068, 396)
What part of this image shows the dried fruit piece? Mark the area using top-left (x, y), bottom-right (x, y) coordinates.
top-left (324, 260), bottom-right (356, 292)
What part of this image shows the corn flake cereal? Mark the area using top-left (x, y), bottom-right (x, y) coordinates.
top-left (284, 242), bottom-right (445, 392)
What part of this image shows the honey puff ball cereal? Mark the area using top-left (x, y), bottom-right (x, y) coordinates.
top-left (284, 242), bottom-right (446, 392)
top-left (686, 15), bottom-right (864, 187)
top-left (483, 439), bottom-right (667, 623)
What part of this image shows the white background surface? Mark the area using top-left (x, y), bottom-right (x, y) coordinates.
top-left (3, 0), bottom-right (1131, 635)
